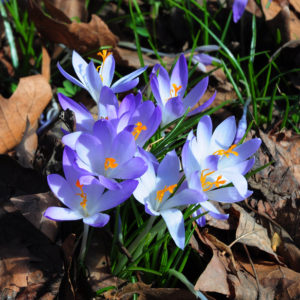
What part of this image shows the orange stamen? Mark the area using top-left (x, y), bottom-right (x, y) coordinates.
top-left (170, 83), bottom-right (182, 98)
top-left (97, 49), bottom-right (112, 63)
top-left (200, 169), bottom-right (226, 192)
top-left (104, 158), bottom-right (118, 171)
top-left (132, 122), bottom-right (147, 140)
top-left (76, 179), bottom-right (88, 209)
top-left (213, 144), bottom-right (239, 158)
top-left (155, 184), bottom-right (177, 202)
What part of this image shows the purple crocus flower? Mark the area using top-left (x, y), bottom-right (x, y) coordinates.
top-left (182, 115), bottom-right (261, 225)
top-left (192, 53), bottom-right (221, 72)
top-left (74, 119), bottom-right (148, 190)
top-left (150, 54), bottom-right (216, 127)
top-left (57, 50), bottom-right (147, 103)
top-left (58, 86), bottom-right (119, 149)
top-left (113, 92), bottom-right (162, 147)
top-left (133, 150), bottom-right (202, 249)
top-left (44, 147), bottom-right (138, 227)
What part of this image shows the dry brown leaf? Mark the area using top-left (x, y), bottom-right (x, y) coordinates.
top-left (28, 0), bottom-right (120, 57)
top-left (7, 192), bottom-right (59, 242)
top-left (0, 74), bottom-right (52, 154)
top-left (239, 258), bottom-right (300, 300)
top-left (230, 204), bottom-right (279, 259)
top-left (262, 0), bottom-right (300, 42)
top-left (194, 235), bottom-right (231, 296)
top-left (49, 0), bottom-right (87, 21)
top-left (0, 207), bottom-right (63, 297)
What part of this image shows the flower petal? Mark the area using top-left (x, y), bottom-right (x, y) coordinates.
top-left (163, 96), bottom-right (184, 126)
top-left (206, 187), bottom-right (253, 203)
top-left (161, 209), bottom-right (185, 249)
top-left (62, 131), bottom-right (83, 150)
top-left (170, 54), bottom-right (188, 97)
top-left (233, 0), bottom-right (248, 23)
top-left (183, 77), bottom-right (208, 112)
top-left (110, 157), bottom-right (147, 179)
top-left (99, 180), bottom-right (138, 211)
top-left (209, 116), bottom-right (236, 153)
top-left (188, 91), bottom-right (216, 117)
top-left (83, 213), bottom-right (110, 227)
top-left (86, 60), bottom-right (102, 102)
top-left (160, 188), bottom-right (203, 210)
top-left (111, 66), bottom-right (147, 93)
top-left (100, 54), bottom-right (115, 87)
top-left (44, 207), bottom-right (82, 221)
top-left (57, 62), bottom-right (85, 89)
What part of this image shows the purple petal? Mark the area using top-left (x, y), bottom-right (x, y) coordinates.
top-left (99, 180), bottom-right (138, 211)
top-left (206, 187), bottom-right (253, 203)
top-left (96, 175), bottom-right (122, 190)
top-left (188, 91), bottom-right (216, 116)
top-left (222, 171), bottom-right (248, 197)
top-left (233, 0), bottom-right (248, 23)
top-left (196, 115), bottom-right (212, 152)
top-left (57, 62), bottom-right (85, 89)
top-left (157, 150), bottom-right (180, 189)
top-left (44, 207), bottom-right (82, 221)
top-left (183, 77), bottom-right (208, 112)
top-left (47, 174), bottom-right (78, 211)
top-left (194, 53), bottom-right (214, 65)
top-left (111, 66), bottom-right (147, 93)
top-left (76, 134), bottom-right (105, 174)
top-left (160, 188), bottom-right (203, 210)
top-left (160, 209), bottom-right (185, 249)
top-left (86, 60), bottom-right (102, 102)
top-left (98, 86), bottom-right (118, 118)
top-left (110, 131), bottom-right (136, 165)
top-left (150, 76), bottom-right (164, 107)
top-left (182, 141), bottom-right (201, 179)
top-left (58, 93), bottom-right (94, 131)
top-left (209, 116), bottom-right (236, 153)
top-left (170, 54), bottom-right (188, 97)
top-left (83, 213), bottom-right (110, 227)
top-left (62, 131), bottom-right (83, 150)
top-left (163, 96), bottom-right (184, 125)
top-left (100, 54), bottom-right (115, 87)
top-left (155, 65), bottom-right (171, 102)
top-left (220, 138), bottom-right (261, 168)
top-left (72, 50), bottom-right (88, 84)
top-left (110, 157), bottom-right (147, 179)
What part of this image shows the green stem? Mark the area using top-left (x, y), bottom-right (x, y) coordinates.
top-left (79, 223), bottom-right (89, 262)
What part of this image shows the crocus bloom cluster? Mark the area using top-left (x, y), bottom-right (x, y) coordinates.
top-left (45, 49), bottom-right (261, 254)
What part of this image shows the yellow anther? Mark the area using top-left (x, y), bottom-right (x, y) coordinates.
top-left (213, 144), bottom-right (239, 158)
top-left (200, 169), bottom-right (226, 192)
top-left (132, 122), bottom-right (147, 140)
top-left (170, 83), bottom-right (182, 98)
top-left (104, 157), bottom-right (118, 171)
top-left (97, 49), bottom-right (112, 63)
top-left (155, 184), bottom-right (177, 202)
top-left (76, 179), bottom-right (88, 209)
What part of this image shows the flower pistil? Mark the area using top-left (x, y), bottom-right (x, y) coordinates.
top-left (213, 144), bottom-right (238, 158)
top-left (155, 184), bottom-right (178, 202)
top-left (132, 122), bottom-right (147, 140)
top-left (104, 158), bottom-right (118, 171)
top-left (76, 179), bottom-right (88, 209)
top-left (200, 169), bottom-right (226, 192)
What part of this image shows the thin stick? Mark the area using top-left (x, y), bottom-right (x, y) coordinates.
top-left (243, 244), bottom-right (261, 299)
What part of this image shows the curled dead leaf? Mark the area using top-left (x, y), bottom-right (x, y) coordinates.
top-left (0, 74), bottom-right (52, 154)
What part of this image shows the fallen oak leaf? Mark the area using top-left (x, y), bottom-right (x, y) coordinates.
top-left (0, 74), bottom-right (52, 154)
top-left (28, 0), bottom-right (121, 59)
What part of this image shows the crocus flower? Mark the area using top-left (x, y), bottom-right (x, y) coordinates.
top-left (192, 53), bottom-right (221, 72)
top-left (182, 115), bottom-right (261, 225)
top-left (133, 150), bottom-right (202, 249)
top-left (58, 86), bottom-right (119, 149)
top-left (150, 54), bottom-right (216, 127)
top-left (44, 147), bottom-right (138, 227)
top-left (232, 0), bottom-right (248, 23)
top-left (112, 92), bottom-right (162, 147)
top-left (182, 115), bottom-right (261, 197)
top-left (57, 50), bottom-right (147, 103)
top-left (74, 119), bottom-right (148, 190)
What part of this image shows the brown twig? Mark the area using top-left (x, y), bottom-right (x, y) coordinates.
top-left (243, 244), bottom-right (261, 300)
